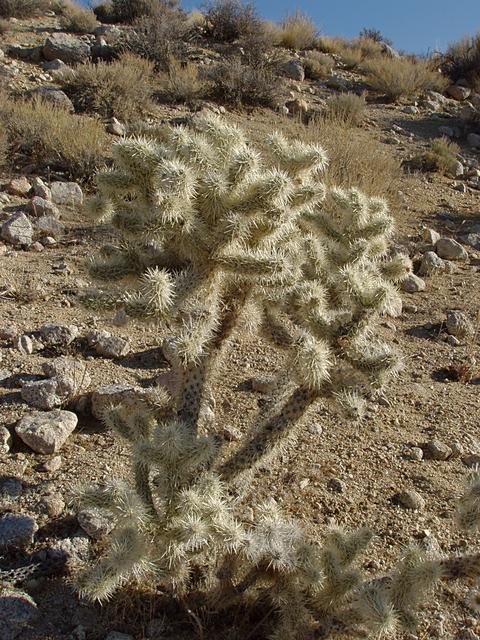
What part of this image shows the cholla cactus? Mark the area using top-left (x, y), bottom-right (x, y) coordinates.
top-left (75, 116), bottom-right (480, 637)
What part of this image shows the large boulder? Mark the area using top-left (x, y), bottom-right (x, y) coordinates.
top-left (43, 33), bottom-right (90, 64)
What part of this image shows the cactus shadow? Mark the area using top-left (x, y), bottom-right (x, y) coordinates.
top-left (115, 347), bottom-right (168, 371)
top-left (405, 322), bottom-right (443, 340)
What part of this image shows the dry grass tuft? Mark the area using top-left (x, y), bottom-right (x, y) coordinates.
top-left (110, 0), bottom-right (158, 22)
top-left (206, 57), bottom-right (282, 107)
top-left (62, 53), bottom-right (155, 121)
top-left (203, 0), bottom-right (261, 42)
top-left (0, 0), bottom-right (49, 18)
top-left (0, 122), bottom-right (8, 167)
top-left (323, 92), bottom-right (366, 127)
top-left (442, 33), bottom-right (480, 91)
top-left (278, 11), bottom-right (317, 50)
top-left (365, 56), bottom-right (447, 101)
top-left (59, 0), bottom-right (98, 33)
top-left (411, 137), bottom-right (460, 176)
top-left (0, 91), bottom-right (108, 179)
top-left (303, 51), bottom-right (333, 80)
top-left (158, 58), bottom-right (207, 103)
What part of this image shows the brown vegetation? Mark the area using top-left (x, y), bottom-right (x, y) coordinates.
top-left (203, 0), bottom-right (261, 42)
top-left (302, 51), bottom-right (333, 80)
top-left (442, 33), bottom-right (480, 90)
top-left (323, 92), bottom-right (366, 127)
top-left (0, 0), bottom-right (50, 18)
top-left (412, 137), bottom-right (460, 176)
top-left (158, 58), bottom-right (207, 103)
top-left (365, 56), bottom-right (447, 101)
top-left (206, 57), bottom-right (281, 107)
top-left (59, 0), bottom-right (98, 33)
top-left (278, 10), bottom-right (317, 50)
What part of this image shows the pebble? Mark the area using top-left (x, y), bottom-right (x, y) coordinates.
top-left (393, 489), bottom-right (425, 510)
top-left (28, 196), bottom-right (59, 218)
top-left (401, 273), bottom-right (426, 293)
top-left (15, 409), bottom-right (78, 454)
top-left (0, 513), bottom-right (38, 547)
top-left (250, 375), bottom-right (276, 393)
top-left (223, 425), bottom-right (241, 441)
top-left (422, 439), bottom-right (452, 461)
top-left (445, 310), bottom-right (474, 338)
top-left (14, 334), bottom-right (34, 355)
top-left (31, 177), bottom-right (51, 200)
top-left (87, 329), bottom-right (130, 358)
top-left (1, 212), bottom-right (33, 246)
top-left (418, 251), bottom-right (445, 277)
top-left (409, 447), bottom-right (424, 461)
top-left (6, 177), bottom-right (31, 197)
top-left (0, 426), bottom-right (11, 454)
top-left (41, 455), bottom-right (63, 472)
top-left (422, 228), bottom-right (441, 245)
top-left (40, 495), bottom-right (65, 517)
top-left (327, 478), bottom-right (344, 493)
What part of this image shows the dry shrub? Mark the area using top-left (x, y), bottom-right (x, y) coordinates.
top-left (442, 33), bottom-right (480, 90)
top-left (62, 53), bottom-right (155, 121)
top-left (316, 35), bottom-right (345, 55)
top-left (0, 123), bottom-right (8, 167)
top-left (92, 0), bottom-right (115, 22)
top-left (285, 115), bottom-right (400, 199)
top-left (186, 9), bottom-right (206, 29)
top-left (338, 44), bottom-right (364, 70)
top-left (0, 92), bottom-right (107, 179)
top-left (158, 58), bottom-right (207, 103)
top-left (279, 11), bottom-right (317, 50)
top-left (303, 51), bottom-right (333, 80)
top-left (123, 3), bottom-right (187, 70)
top-left (207, 57), bottom-right (281, 107)
top-left (412, 137), bottom-right (460, 176)
top-left (324, 92), bottom-right (366, 127)
top-left (0, 18), bottom-right (11, 33)
top-left (365, 56), bottom-right (447, 101)
top-left (203, 0), bottom-right (261, 42)
top-left (111, 0), bottom-right (162, 22)
top-left (0, 0), bottom-right (49, 17)
top-left (59, 0), bottom-right (98, 33)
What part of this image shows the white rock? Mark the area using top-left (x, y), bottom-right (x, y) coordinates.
top-left (42, 357), bottom-right (91, 394)
top-left (15, 410), bottom-right (77, 454)
top-left (29, 196), bottom-right (59, 218)
top-left (21, 378), bottom-right (66, 410)
top-left (421, 227), bottom-right (441, 244)
top-left (14, 334), bottom-right (33, 355)
top-left (6, 177), bottom-right (31, 197)
top-left (78, 508), bottom-right (115, 540)
top-left (50, 181), bottom-right (83, 207)
top-left (0, 426), bottom-right (12, 454)
top-left (39, 323), bottom-right (79, 347)
top-left (87, 329), bottom-right (130, 358)
top-left (31, 177), bottom-right (51, 200)
top-left (91, 384), bottom-right (148, 420)
top-left (401, 273), bottom-right (426, 293)
top-left (418, 251), bottom-right (445, 276)
top-left (1, 213), bottom-right (33, 246)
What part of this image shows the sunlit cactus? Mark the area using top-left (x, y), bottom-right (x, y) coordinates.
top-left (75, 116), bottom-right (480, 638)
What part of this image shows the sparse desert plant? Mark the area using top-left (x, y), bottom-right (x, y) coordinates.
top-left (323, 92), bottom-right (366, 127)
top-left (158, 57), bottom-right (207, 103)
top-left (76, 115), bottom-right (480, 638)
top-left (0, 92), bottom-right (108, 179)
top-left (316, 35), bottom-right (345, 55)
top-left (365, 56), bottom-right (447, 101)
top-left (279, 10), bottom-right (317, 50)
top-left (122, 3), bottom-right (187, 70)
top-left (0, 18), bottom-right (10, 33)
top-left (359, 27), bottom-right (392, 46)
top-left (110, 0), bottom-right (162, 22)
top-left (202, 0), bottom-right (261, 42)
top-left (0, 0), bottom-right (49, 17)
top-left (411, 137), bottom-right (460, 176)
top-left (206, 56), bottom-right (281, 107)
top-left (303, 50), bottom-right (333, 80)
top-left (59, 0), bottom-right (98, 33)
top-left (0, 122), bottom-right (8, 166)
top-left (442, 32), bottom-right (480, 91)
top-left (92, 0), bottom-right (115, 22)
top-left (62, 53), bottom-right (155, 121)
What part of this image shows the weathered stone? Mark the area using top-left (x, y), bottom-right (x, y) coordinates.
top-left (43, 33), bottom-right (90, 64)
top-left (42, 357), bottom-right (91, 394)
top-left (0, 426), bottom-right (11, 454)
top-left (91, 384), bottom-right (148, 420)
top-left (14, 334), bottom-right (33, 355)
top-left (0, 513), bottom-right (38, 548)
top-left (408, 447), bottom-right (424, 461)
top-left (6, 177), bottom-right (30, 197)
top-left (41, 455), bottom-right (63, 472)
top-left (445, 310), bottom-right (474, 338)
top-left (40, 494), bottom-right (65, 517)
top-left (41, 58), bottom-right (68, 73)
top-left (446, 84), bottom-right (471, 101)
top-left (421, 227), bottom-right (441, 245)
top-left (460, 233), bottom-right (480, 249)
top-left (28, 196), bottom-right (59, 218)
top-left (463, 455), bottom-right (480, 469)
top-left (280, 58), bottom-right (305, 81)
top-left (21, 379), bottom-right (64, 410)
top-left (35, 215), bottom-right (64, 239)
top-left (39, 323), bottom-right (79, 347)
top-left (393, 489), bottom-right (425, 510)
top-left (250, 375), bottom-right (276, 393)
top-left (1, 213), bottom-right (33, 246)
top-left (87, 329), bottom-right (130, 358)
top-left (435, 237), bottom-right (468, 260)
top-left (422, 439), bottom-right (452, 461)
top-left (78, 508), bottom-right (115, 540)
top-left (0, 588), bottom-right (37, 640)
top-left (47, 534), bottom-right (90, 564)
top-left (467, 132), bottom-right (480, 148)
top-left (418, 251), bottom-right (445, 276)
top-left (29, 87), bottom-right (74, 112)
top-left (94, 24), bottom-right (122, 42)
top-left (15, 410), bottom-right (77, 454)
top-left (50, 181), bottom-right (83, 206)
top-left (401, 273), bottom-right (425, 293)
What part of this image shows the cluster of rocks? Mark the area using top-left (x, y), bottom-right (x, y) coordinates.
top-left (1, 177), bottom-right (83, 249)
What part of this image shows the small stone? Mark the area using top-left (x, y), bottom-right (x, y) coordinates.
top-left (106, 118), bottom-right (126, 136)
top-left (393, 489), bottom-right (425, 510)
top-left (39, 323), bottom-right (79, 347)
top-left (78, 508), bottom-right (115, 540)
top-left (449, 441), bottom-right (464, 458)
top-left (91, 384), bottom-right (148, 420)
top-left (0, 588), bottom-right (38, 640)
top-left (41, 236), bottom-right (57, 247)
top-left (308, 423), bottom-right (323, 436)
top-left (14, 334), bottom-right (33, 355)
top-left (1, 213), bottom-right (33, 246)
top-left (435, 237), bottom-right (468, 261)
top-left (50, 181), bottom-right (83, 207)
top-left (31, 177), bottom-right (51, 200)
top-left (6, 177), bottom-right (30, 197)
top-left (40, 495), bottom-right (65, 517)
top-left (21, 378), bottom-right (66, 410)
top-left (418, 251), bottom-right (445, 277)
top-left (43, 33), bottom-right (90, 64)
top-left (41, 455), bottom-right (63, 472)
top-left (29, 241), bottom-right (44, 252)
top-left (422, 439), bottom-right (452, 461)
top-left (28, 196), bottom-right (59, 218)
top-left (401, 273), bottom-right (426, 293)
top-left (422, 228), bottom-right (441, 245)
top-left (1, 477), bottom-right (22, 499)
top-left (327, 478), bottom-right (344, 493)
top-left (0, 426), bottom-right (11, 454)
top-left (452, 160), bottom-right (464, 177)
top-left (446, 84), bottom-right (471, 101)
top-left (299, 478), bottom-right (310, 489)
top-left (445, 310), bottom-right (474, 338)
top-left (0, 513), bottom-right (38, 547)
top-left (29, 87), bottom-right (74, 112)
top-left (447, 335), bottom-right (460, 347)
top-left (403, 303), bottom-right (418, 313)
top-left (87, 329), bottom-right (130, 358)
top-left (409, 447), bottom-right (424, 461)
top-left (42, 357), bottom-right (91, 394)
top-left (41, 58), bottom-right (68, 73)
top-left (0, 327), bottom-right (17, 341)
top-left (15, 410), bottom-right (78, 453)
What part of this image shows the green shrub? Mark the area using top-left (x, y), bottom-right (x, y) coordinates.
top-left (279, 10), bottom-right (317, 50)
top-left (0, 92), bottom-right (108, 179)
top-left (207, 57), bottom-right (282, 107)
top-left (203, 0), bottom-right (261, 42)
top-left (365, 56), bottom-right (447, 101)
top-left (62, 53), bottom-right (155, 121)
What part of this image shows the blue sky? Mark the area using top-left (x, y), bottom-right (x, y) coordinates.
top-left (179, 0), bottom-right (480, 54)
